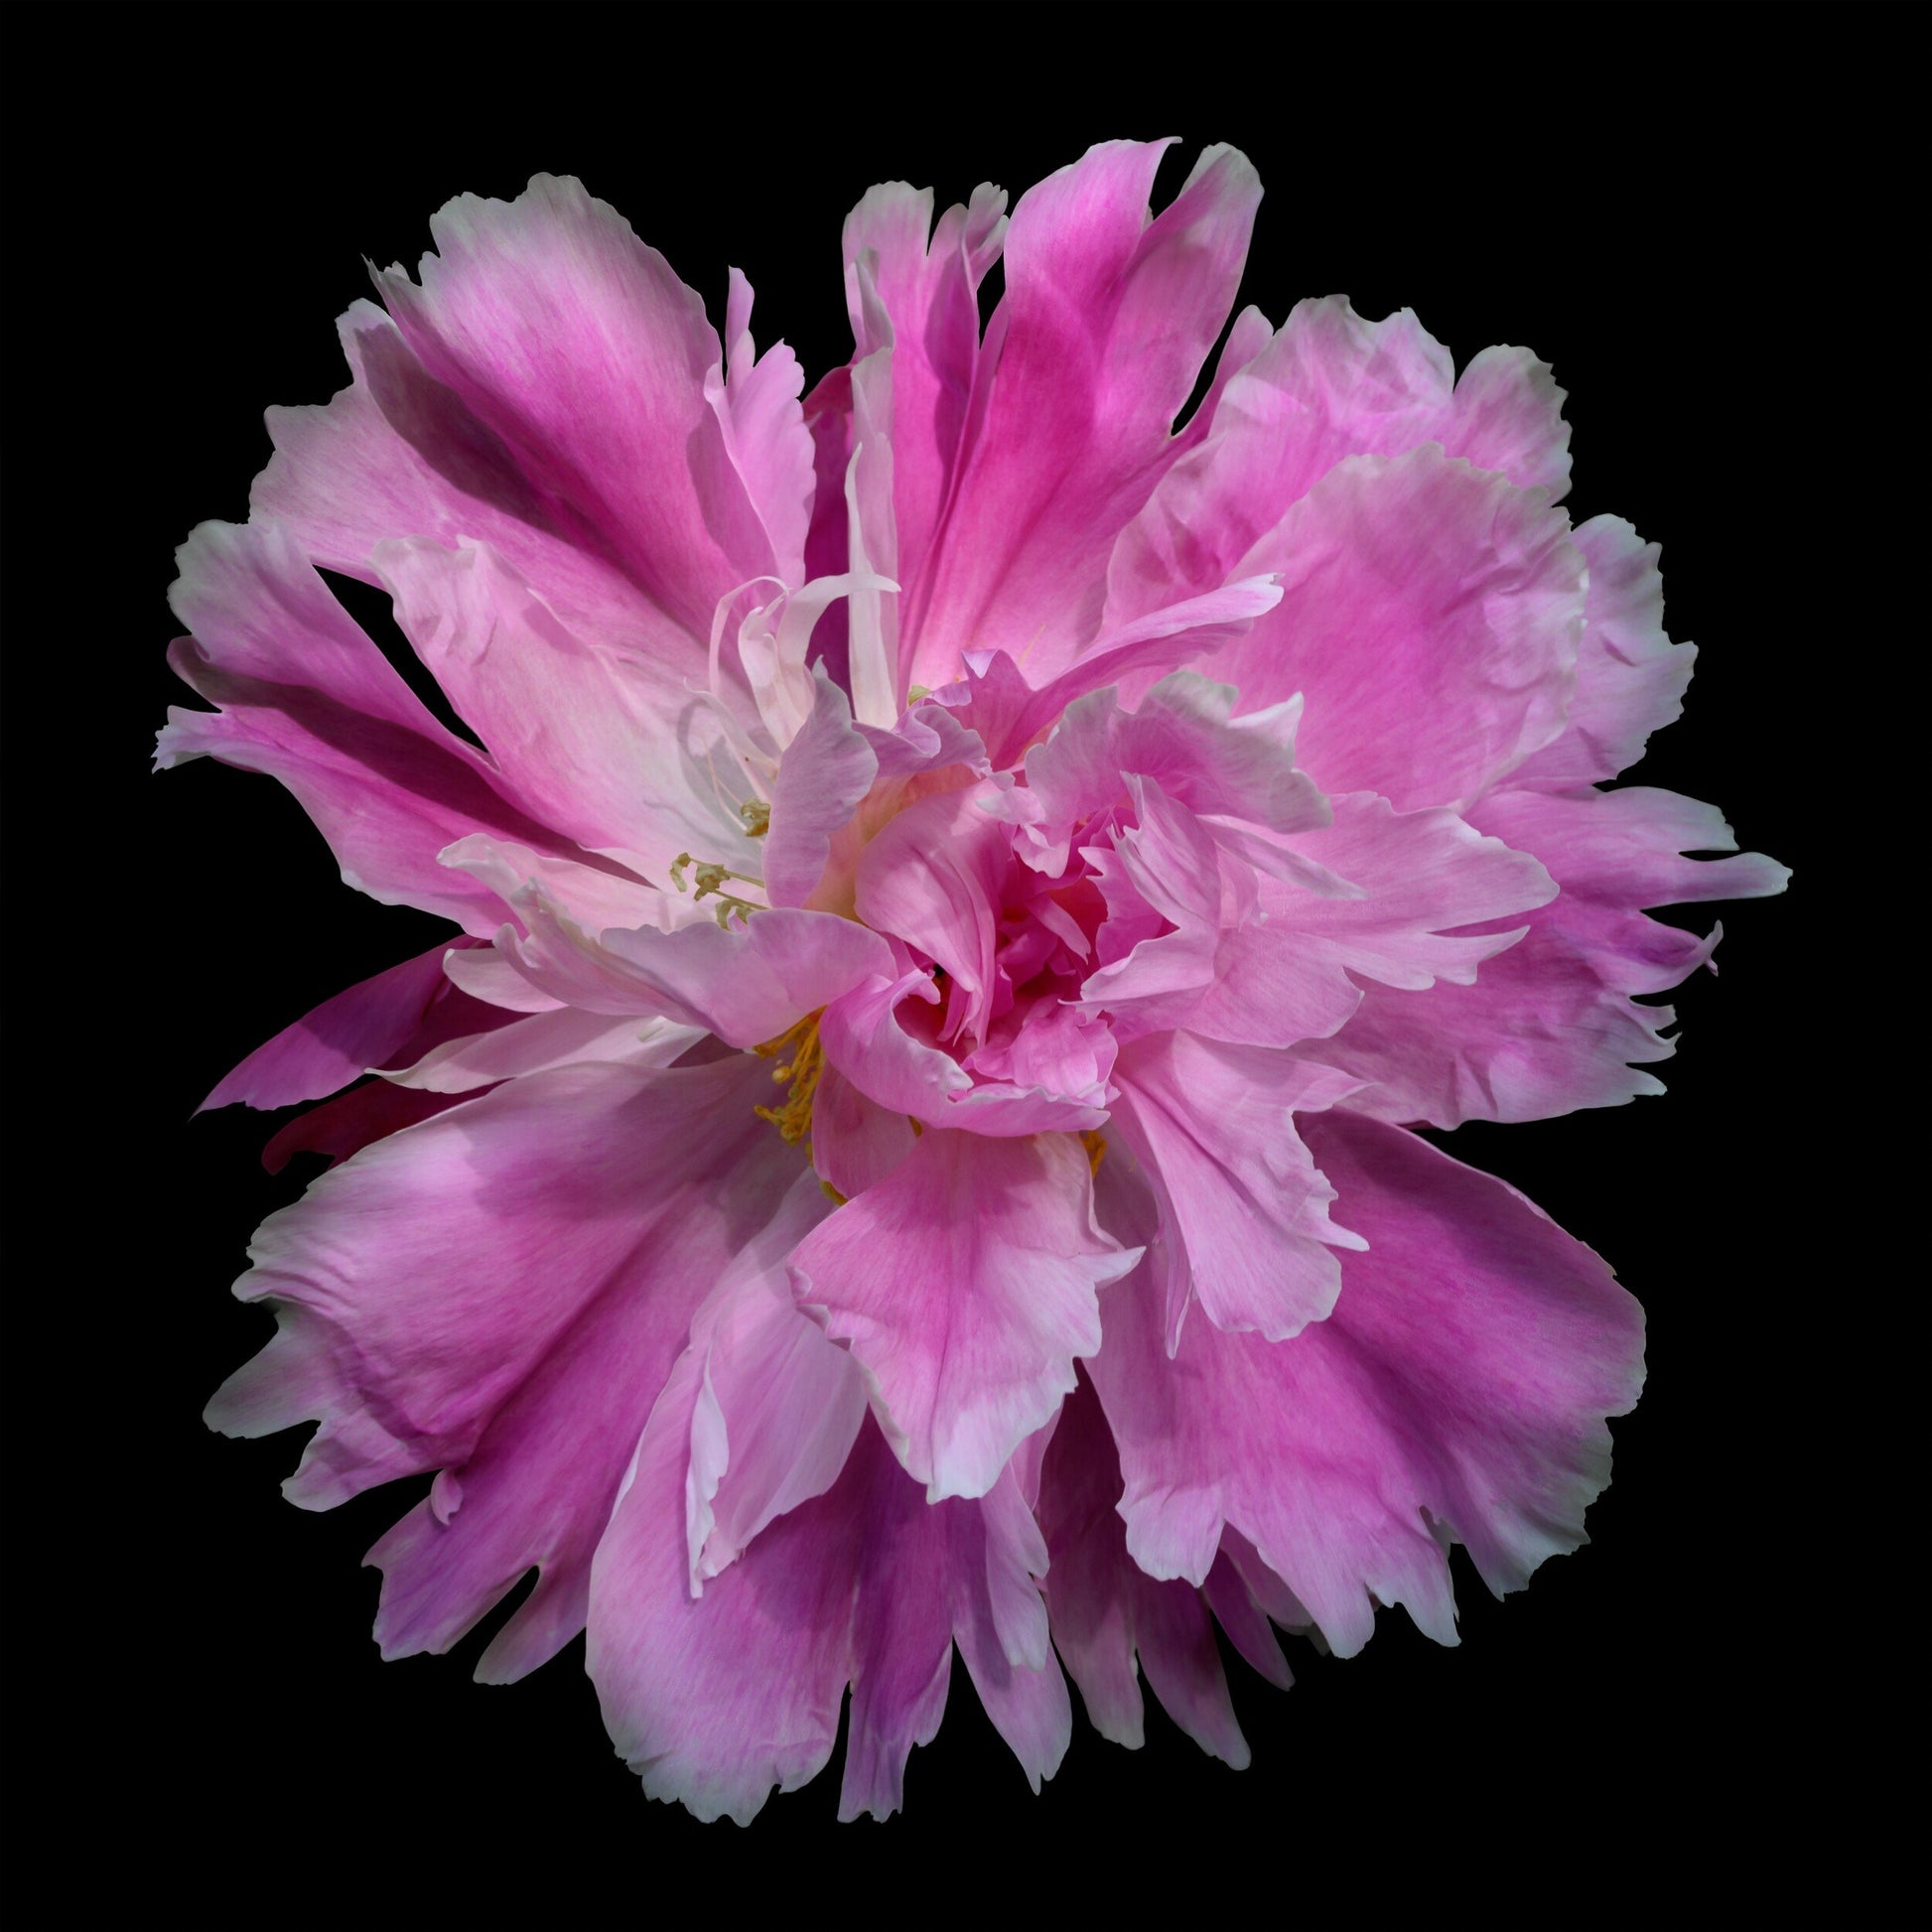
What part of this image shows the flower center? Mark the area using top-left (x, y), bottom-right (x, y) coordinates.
top-left (754, 1011), bottom-right (824, 1146)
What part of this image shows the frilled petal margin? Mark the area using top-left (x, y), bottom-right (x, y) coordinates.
top-left (1088, 1110), bottom-right (1645, 1656)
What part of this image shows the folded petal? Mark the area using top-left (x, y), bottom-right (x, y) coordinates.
top-left (788, 1127), bottom-right (1140, 1501)
top-left (1087, 1114), bottom-right (1645, 1656)
top-left (763, 671), bottom-right (880, 907)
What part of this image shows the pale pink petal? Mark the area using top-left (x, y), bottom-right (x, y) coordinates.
top-left (1309, 784), bottom-right (1789, 1127)
top-left (683, 1190), bottom-right (862, 1588)
top-left (159, 522), bottom-right (578, 934)
top-left (380, 1007), bottom-right (701, 1094)
top-left (1211, 447), bottom-right (1586, 812)
top-left (1087, 1115), bottom-right (1645, 1657)
top-left (201, 939), bottom-right (472, 1113)
top-left (906, 141), bottom-right (1262, 690)
top-left (788, 1128), bottom-right (1140, 1501)
top-left (709, 266), bottom-right (814, 590)
top-left (763, 672), bottom-right (879, 907)
top-left (207, 1053), bottom-right (804, 1684)
top-left (374, 538), bottom-right (759, 879)
top-left (1440, 343), bottom-right (1572, 497)
top-left (1106, 1035), bottom-right (1366, 1348)
top-left (374, 176), bottom-right (792, 650)
top-left (1509, 516), bottom-right (1697, 788)
top-left (1037, 1376), bottom-right (1249, 1764)
top-left (806, 1064), bottom-right (919, 1200)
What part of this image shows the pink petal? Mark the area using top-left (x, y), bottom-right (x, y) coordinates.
top-left (1037, 1375), bottom-right (1249, 1764)
top-left (1211, 447), bottom-right (1586, 812)
top-left (842, 180), bottom-right (1008, 609)
top-left (1310, 784), bottom-right (1789, 1127)
top-left (1086, 1114), bottom-right (1645, 1656)
top-left (379, 1006), bottom-right (700, 1095)
top-left (906, 141), bottom-right (1262, 690)
top-left (1509, 515), bottom-right (1698, 789)
top-left (806, 1064), bottom-right (919, 1199)
top-left (1107, 1035), bottom-right (1366, 1348)
top-left (374, 175), bottom-right (800, 648)
top-left (1104, 296), bottom-right (1570, 628)
top-left (208, 1054), bottom-right (805, 1685)
top-left (788, 1128), bottom-right (1140, 1501)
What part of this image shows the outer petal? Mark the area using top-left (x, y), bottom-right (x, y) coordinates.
top-left (588, 1399), bottom-right (1067, 1826)
top-left (201, 939), bottom-right (473, 1113)
top-left (374, 175), bottom-right (797, 652)
top-left (788, 1128), bottom-right (1140, 1501)
top-left (1087, 1114), bottom-right (1645, 1656)
top-left (1037, 1374), bottom-right (1250, 1765)
top-left (1209, 447), bottom-right (1586, 812)
top-left (906, 141), bottom-right (1262, 688)
top-left (1311, 784), bottom-right (1789, 1126)
top-left (207, 1055), bottom-right (803, 1684)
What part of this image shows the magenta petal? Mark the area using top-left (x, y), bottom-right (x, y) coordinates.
top-left (789, 1128), bottom-right (1140, 1500)
top-left (907, 141), bottom-right (1262, 690)
top-left (1088, 1115), bottom-right (1644, 1655)
top-left (374, 175), bottom-right (797, 646)
top-left (201, 940), bottom-right (470, 1113)
top-left (588, 1401), bottom-right (1066, 1825)
top-left (1037, 1376), bottom-right (1250, 1764)
top-left (208, 1054), bottom-right (804, 1684)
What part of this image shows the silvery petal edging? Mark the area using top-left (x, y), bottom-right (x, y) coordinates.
top-left (164, 147), bottom-right (1785, 1824)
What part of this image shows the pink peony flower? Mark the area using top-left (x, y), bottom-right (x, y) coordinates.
top-left (162, 144), bottom-right (1786, 1823)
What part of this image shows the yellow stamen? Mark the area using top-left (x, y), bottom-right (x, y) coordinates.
top-left (1079, 1129), bottom-right (1107, 1177)
top-left (820, 1176), bottom-right (848, 1206)
top-left (753, 1011), bottom-right (825, 1145)
top-left (670, 852), bottom-right (764, 927)
top-left (739, 799), bottom-right (770, 838)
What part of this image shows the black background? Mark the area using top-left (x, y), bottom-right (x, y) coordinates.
top-left (7, 4), bottom-right (1902, 1911)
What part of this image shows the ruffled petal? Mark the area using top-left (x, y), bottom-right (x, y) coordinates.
top-left (788, 1127), bottom-right (1140, 1501)
top-left (1310, 784), bottom-right (1789, 1126)
top-left (1210, 447), bottom-right (1586, 812)
top-left (763, 672), bottom-right (879, 907)
top-left (1104, 295), bottom-right (1570, 627)
top-left (1087, 1115), bottom-right (1645, 1656)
